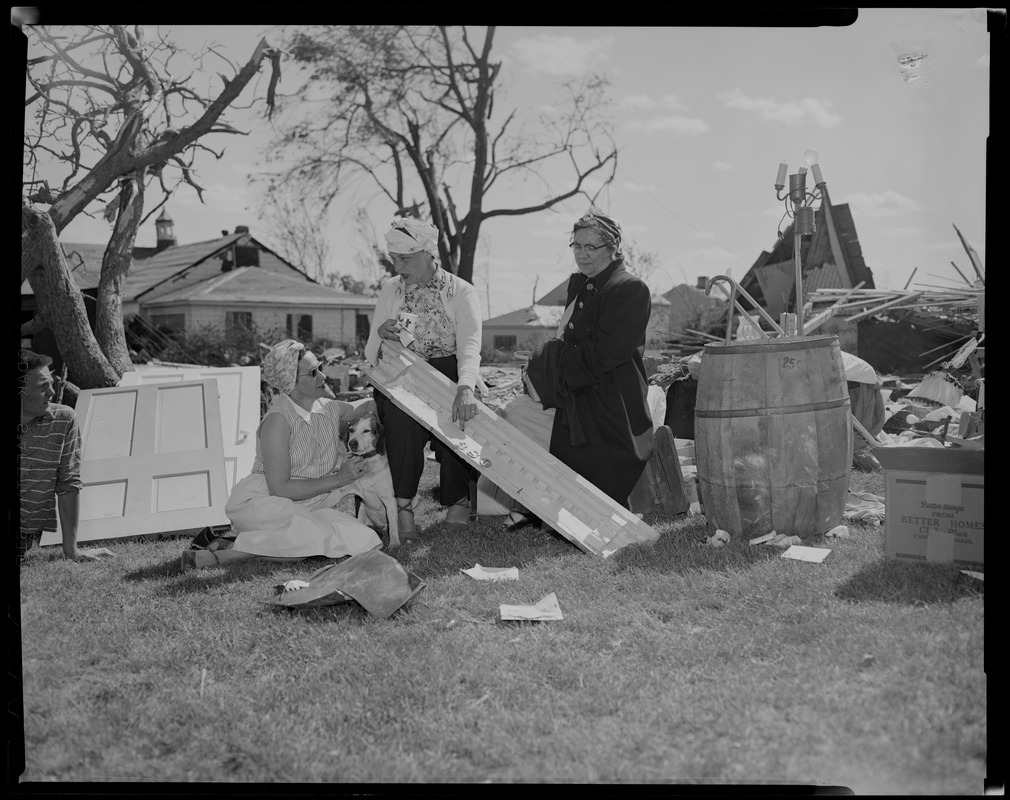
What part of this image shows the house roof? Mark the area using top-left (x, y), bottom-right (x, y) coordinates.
top-left (741, 197), bottom-right (874, 296)
top-left (22, 242), bottom-right (107, 294)
top-left (484, 304), bottom-right (565, 328)
top-left (486, 291), bottom-right (669, 328)
top-left (142, 267), bottom-right (377, 308)
top-left (123, 233), bottom-right (247, 301)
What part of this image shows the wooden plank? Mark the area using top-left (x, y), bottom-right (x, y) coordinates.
top-left (40, 379), bottom-right (229, 546)
top-left (802, 281), bottom-right (866, 334)
top-left (820, 191), bottom-right (852, 289)
top-left (844, 292), bottom-right (924, 323)
top-left (363, 341), bottom-right (659, 557)
top-left (119, 365), bottom-right (260, 494)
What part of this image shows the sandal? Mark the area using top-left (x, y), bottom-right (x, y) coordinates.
top-left (397, 500), bottom-right (421, 545)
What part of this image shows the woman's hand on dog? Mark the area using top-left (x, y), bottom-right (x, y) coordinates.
top-left (330, 457), bottom-right (368, 489)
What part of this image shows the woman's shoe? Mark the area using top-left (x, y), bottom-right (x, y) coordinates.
top-left (441, 498), bottom-right (471, 533)
top-left (397, 500), bottom-right (420, 545)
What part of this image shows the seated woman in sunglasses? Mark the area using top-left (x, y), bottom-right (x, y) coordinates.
top-left (184, 340), bottom-right (382, 568)
top-left (364, 217), bottom-right (484, 542)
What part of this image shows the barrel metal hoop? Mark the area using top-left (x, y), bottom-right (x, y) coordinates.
top-left (696, 397), bottom-right (850, 418)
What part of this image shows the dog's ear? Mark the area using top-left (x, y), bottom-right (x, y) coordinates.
top-left (339, 420), bottom-right (351, 448)
top-left (372, 415), bottom-right (386, 456)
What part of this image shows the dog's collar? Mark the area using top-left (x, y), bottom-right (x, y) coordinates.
top-left (351, 450), bottom-right (380, 459)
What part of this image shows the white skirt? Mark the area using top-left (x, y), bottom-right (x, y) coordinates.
top-left (225, 473), bottom-right (382, 558)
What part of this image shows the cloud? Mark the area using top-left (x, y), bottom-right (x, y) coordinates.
top-left (713, 161), bottom-right (734, 171)
top-left (679, 247), bottom-right (741, 262)
top-left (718, 89), bottom-right (841, 128)
top-left (623, 116), bottom-right (710, 135)
top-left (845, 190), bottom-right (920, 217)
top-left (620, 94), bottom-right (658, 110)
top-left (624, 181), bottom-right (659, 193)
top-left (662, 94), bottom-right (688, 111)
top-left (510, 34), bottom-right (613, 77)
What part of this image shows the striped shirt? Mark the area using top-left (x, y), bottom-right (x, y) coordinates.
top-left (250, 394), bottom-right (344, 479)
top-left (19, 403), bottom-right (82, 533)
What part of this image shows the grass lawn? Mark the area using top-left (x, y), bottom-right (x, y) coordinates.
top-left (15, 465), bottom-right (985, 791)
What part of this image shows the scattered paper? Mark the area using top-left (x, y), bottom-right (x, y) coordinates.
top-left (749, 532), bottom-right (778, 546)
top-left (499, 592), bottom-right (563, 622)
top-left (781, 545), bottom-right (831, 563)
top-left (461, 563), bottom-right (519, 582)
top-left (767, 534), bottom-right (803, 548)
top-left (961, 570), bottom-right (984, 582)
top-left (825, 525), bottom-right (850, 538)
top-left (281, 580), bottom-right (310, 593)
top-left (703, 530), bottom-right (730, 548)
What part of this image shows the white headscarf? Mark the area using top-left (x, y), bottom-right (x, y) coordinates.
top-left (385, 217), bottom-right (440, 258)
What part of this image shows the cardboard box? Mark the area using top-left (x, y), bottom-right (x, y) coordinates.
top-left (873, 446), bottom-right (984, 570)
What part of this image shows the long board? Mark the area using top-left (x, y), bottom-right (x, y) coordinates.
top-left (364, 341), bottom-right (659, 557)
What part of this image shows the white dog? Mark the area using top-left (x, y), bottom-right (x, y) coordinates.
top-left (326, 413), bottom-right (401, 548)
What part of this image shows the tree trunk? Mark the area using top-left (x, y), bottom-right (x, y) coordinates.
top-left (96, 173), bottom-right (145, 376)
top-left (22, 202), bottom-right (120, 389)
top-left (457, 222), bottom-right (479, 286)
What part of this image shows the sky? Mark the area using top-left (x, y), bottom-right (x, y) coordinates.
top-left (26, 11), bottom-right (991, 320)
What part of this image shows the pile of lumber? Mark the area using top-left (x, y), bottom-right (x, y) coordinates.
top-left (804, 285), bottom-right (982, 333)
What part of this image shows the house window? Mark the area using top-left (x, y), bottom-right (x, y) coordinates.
top-left (226, 311), bottom-right (253, 331)
top-left (494, 335), bottom-right (517, 352)
top-left (150, 313), bottom-right (185, 333)
top-left (287, 314), bottom-right (313, 341)
top-left (356, 313), bottom-right (371, 342)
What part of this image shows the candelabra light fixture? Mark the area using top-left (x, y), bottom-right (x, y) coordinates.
top-left (773, 149), bottom-right (826, 335)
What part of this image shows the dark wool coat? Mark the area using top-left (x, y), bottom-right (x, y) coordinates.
top-left (530, 258), bottom-right (654, 506)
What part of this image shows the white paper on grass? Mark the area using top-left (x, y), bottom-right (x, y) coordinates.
top-left (499, 592), bottom-right (563, 621)
top-left (781, 545), bottom-right (831, 563)
top-left (461, 564), bottom-right (519, 581)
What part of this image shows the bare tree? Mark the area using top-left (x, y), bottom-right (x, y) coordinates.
top-left (622, 241), bottom-right (663, 289)
top-left (21, 25), bottom-right (281, 389)
top-left (263, 25), bottom-right (617, 285)
top-left (261, 194), bottom-right (331, 282)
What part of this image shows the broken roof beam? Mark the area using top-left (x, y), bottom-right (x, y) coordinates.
top-left (843, 292), bottom-right (924, 323)
top-left (801, 281), bottom-right (866, 334)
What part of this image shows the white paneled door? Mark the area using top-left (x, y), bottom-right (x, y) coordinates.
top-left (118, 366), bottom-right (260, 495)
top-left (40, 379), bottom-right (230, 545)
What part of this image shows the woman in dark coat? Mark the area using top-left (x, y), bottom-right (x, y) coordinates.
top-left (527, 209), bottom-right (654, 507)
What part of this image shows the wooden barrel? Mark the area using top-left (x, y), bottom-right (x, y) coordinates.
top-left (695, 335), bottom-right (852, 538)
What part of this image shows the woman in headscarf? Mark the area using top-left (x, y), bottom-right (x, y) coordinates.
top-left (525, 208), bottom-right (654, 508)
top-left (364, 217), bottom-right (483, 541)
top-left (183, 340), bottom-right (382, 569)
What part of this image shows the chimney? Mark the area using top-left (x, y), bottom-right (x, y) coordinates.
top-left (221, 230), bottom-right (229, 237)
top-left (696, 276), bottom-right (709, 291)
top-left (235, 225), bottom-right (250, 234)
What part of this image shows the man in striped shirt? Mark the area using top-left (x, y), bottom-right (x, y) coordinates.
top-left (18, 350), bottom-right (114, 563)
